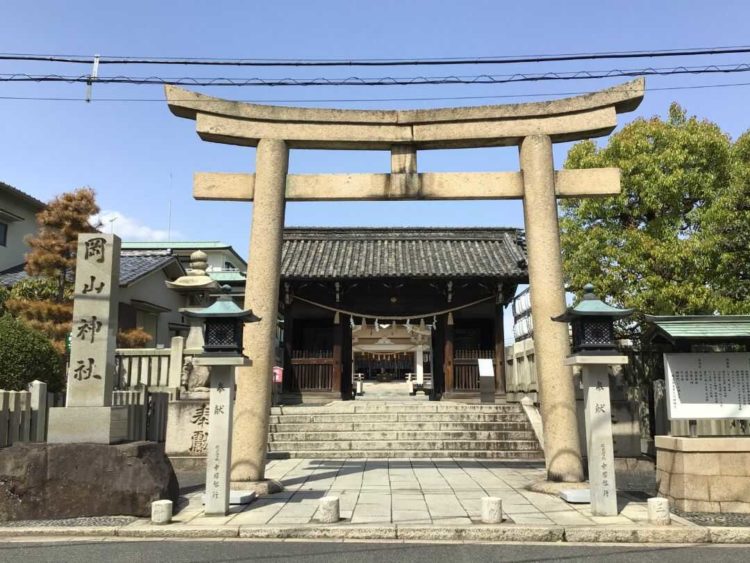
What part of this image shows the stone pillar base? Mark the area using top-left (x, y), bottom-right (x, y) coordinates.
top-left (656, 436), bottom-right (750, 513)
top-left (230, 479), bottom-right (284, 496)
top-left (47, 406), bottom-right (128, 444)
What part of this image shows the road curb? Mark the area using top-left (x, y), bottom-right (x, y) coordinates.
top-left (1, 523), bottom-right (750, 544)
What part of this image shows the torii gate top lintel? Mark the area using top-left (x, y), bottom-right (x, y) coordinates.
top-left (165, 78), bottom-right (644, 150)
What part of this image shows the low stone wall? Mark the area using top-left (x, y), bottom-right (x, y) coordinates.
top-left (656, 436), bottom-right (750, 513)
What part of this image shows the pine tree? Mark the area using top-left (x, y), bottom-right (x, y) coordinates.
top-left (5, 187), bottom-right (100, 353)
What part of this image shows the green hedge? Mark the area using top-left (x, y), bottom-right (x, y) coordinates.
top-left (0, 314), bottom-right (64, 391)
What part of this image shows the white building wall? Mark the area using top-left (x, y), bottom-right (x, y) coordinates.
top-left (0, 196), bottom-right (40, 271)
top-left (119, 269), bottom-right (187, 347)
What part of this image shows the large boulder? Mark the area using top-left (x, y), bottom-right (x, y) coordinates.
top-left (0, 441), bottom-right (179, 521)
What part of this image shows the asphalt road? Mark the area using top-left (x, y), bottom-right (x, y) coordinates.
top-left (0, 540), bottom-right (747, 562)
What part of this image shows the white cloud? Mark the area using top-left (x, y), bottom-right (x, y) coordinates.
top-left (91, 210), bottom-right (182, 242)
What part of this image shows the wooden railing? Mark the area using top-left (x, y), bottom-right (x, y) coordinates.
top-left (114, 336), bottom-right (185, 390)
top-left (453, 349), bottom-right (494, 391)
top-left (288, 350), bottom-right (334, 392)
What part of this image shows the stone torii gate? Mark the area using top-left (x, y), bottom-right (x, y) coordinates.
top-left (165, 78), bottom-right (644, 485)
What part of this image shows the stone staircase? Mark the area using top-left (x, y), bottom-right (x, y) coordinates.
top-left (267, 402), bottom-right (544, 459)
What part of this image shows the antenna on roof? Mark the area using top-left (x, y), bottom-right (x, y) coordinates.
top-left (167, 172), bottom-right (173, 242)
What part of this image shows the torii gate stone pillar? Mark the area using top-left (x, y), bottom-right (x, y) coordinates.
top-left (165, 78), bottom-right (644, 485)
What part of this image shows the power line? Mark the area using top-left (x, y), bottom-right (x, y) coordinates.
top-left (2, 45), bottom-right (750, 67)
top-left (2, 63), bottom-right (750, 87)
top-left (1, 80), bottom-right (749, 104)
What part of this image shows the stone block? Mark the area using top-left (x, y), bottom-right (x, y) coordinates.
top-left (565, 526), bottom-right (709, 544)
top-left (708, 526), bottom-right (750, 543)
top-left (47, 406), bottom-right (128, 444)
top-left (719, 453), bottom-right (750, 477)
top-left (669, 473), bottom-right (709, 501)
top-left (647, 497), bottom-right (670, 526)
top-left (480, 497), bottom-right (502, 523)
top-left (318, 496), bottom-right (340, 523)
top-left (0, 442), bottom-right (178, 521)
top-left (682, 452), bottom-right (720, 476)
top-left (719, 502), bottom-right (750, 514)
top-left (165, 399), bottom-right (209, 461)
top-left (151, 500), bottom-right (173, 524)
top-left (559, 488), bottom-right (590, 503)
top-left (675, 499), bottom-right (721, 512)
top-left (709, 476), bottom-right (750, 503)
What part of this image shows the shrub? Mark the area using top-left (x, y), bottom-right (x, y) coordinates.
top-left (117, 327), bottom-right (153, 348)
top-left (0, 314), bottom-right (64, 391)
top-left (0, 285), bottom-right (9, 315)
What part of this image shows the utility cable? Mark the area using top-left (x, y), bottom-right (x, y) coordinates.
top-left (2, 45), bottom-right (750, 67)
top-left (1, 62), bottom-right (749, 87)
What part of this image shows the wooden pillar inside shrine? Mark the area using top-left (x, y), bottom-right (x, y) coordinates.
top-left (444, 314), bottom-right (455, 393)
top-left (494, 303), bottom-right (506, 394)
top-left (340, 314), bottom-right (353, 400)
top-left (332, 314), bottom-right (342, 394)
top-left (282, 301), bottom-right (295, 393)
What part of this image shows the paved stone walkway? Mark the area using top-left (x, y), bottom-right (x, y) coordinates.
top-left (172, 458), bottom-right (677, 527)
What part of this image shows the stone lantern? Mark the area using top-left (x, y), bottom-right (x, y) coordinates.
top-left (182, 285), bottom-right (259, 516)
top-left (552, 283), bottom-right (633, 354)
top-left (551, 283), bottom-right (633, 517)
top-left (183, 285), bottom-right (260, 355)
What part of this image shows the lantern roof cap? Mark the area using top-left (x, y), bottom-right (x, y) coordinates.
top-left (552, 283), bottom-right (634, 322)
top-left (182, 285), bottom-right (260, 321)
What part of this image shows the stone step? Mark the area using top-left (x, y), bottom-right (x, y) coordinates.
top-left (266, 450), bottom-right (545, 459)
top-left (270, 403), bottom-right (522, 415)
top-left (269, 421), bottom-right (532, 432)
top-left (267, 440), bottom-right (541, 452)
top-left (269, 413), bottom-right (530, 424)
top-left (268, 430), bottom-right (537, 441)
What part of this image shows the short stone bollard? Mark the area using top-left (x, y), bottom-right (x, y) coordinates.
top-left (319, 496), bottom-right (340, 523)
top-left (481, 496), bottom-right (503, 524)
top-left (151, 499), bottom-right (173, 525)
top-left (647, 497), bottom-right (671, 526)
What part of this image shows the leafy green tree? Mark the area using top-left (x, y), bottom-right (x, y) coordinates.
top-left (560, 103), bottom-right (738, 322)
top-left (0, 314), bottom-right (64, 391)
top-left (702, 131), bottom-right (750, 312)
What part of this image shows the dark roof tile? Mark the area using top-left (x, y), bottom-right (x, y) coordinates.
top-left (281, 228), bottom-right (527, 280)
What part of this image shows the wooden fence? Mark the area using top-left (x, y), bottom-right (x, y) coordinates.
top-left (0, 381), bottom-right (48, 447)
top-left (0, 380), bottom-right (170, 447)
top-left (288, 350), bottom-right (334, 392)
top-left (453, 349), bottom-right (494, 391)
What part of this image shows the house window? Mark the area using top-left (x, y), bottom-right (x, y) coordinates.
top-left (136, 310), bottom-right (158, 347)
top-left (0, 222), bottom-right (7, 246)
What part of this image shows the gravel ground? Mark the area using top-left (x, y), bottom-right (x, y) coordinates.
top-left (0, 516), bottom-right (137, 528)
top-left (673, 510), bottom-right (750, 527)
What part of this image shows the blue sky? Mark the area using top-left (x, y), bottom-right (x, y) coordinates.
top-left (3, 1), bottom-right (750, 248)
top-left (3, 1), bottom-right (750, 340)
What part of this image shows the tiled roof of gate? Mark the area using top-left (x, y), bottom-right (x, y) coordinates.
top-left (280, 228), bottom-right (528, 280)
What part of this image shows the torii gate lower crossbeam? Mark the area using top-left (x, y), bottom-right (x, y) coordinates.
top-left (165, 78), bottom-right (645, 486)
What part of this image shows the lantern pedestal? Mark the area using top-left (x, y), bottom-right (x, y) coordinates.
top-left (565, 354), bottom-right (628, 516)
top-left (193, 355), bottom-right (251, 516)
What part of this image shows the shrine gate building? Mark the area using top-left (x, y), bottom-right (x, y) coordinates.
top-left (278, 227), bottom-right (527, 403)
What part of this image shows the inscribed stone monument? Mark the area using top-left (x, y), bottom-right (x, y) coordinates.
top-left (48, 233), bottom-right (128, 444)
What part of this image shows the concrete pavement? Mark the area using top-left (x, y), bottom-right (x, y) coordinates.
top-left (3, 458), bottom-right (750, 544)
